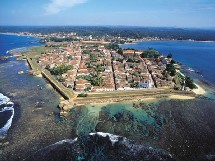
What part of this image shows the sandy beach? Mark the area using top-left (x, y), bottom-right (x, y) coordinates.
top-left (168, 95), bottom-right (195, 100)
top-left (193, 83), bottom-right (206, 95)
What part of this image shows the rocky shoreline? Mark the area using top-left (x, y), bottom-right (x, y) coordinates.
top-left (23, 132), bottom-right (175, 161)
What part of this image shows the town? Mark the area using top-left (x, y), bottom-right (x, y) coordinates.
top-left (10, 30), bottom-right (197, 104)
top-left (35, 36), bottom-right (193, 95)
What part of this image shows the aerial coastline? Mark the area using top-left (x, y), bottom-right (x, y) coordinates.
top-left (3, 29), bottom-right (212, 115)
top-left (1, 27), bottom-right (215, 161)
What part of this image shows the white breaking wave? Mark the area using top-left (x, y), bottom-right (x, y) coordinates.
top-left (90, 132), bottom-right (125, 145)
top-left (0, 93), bottom-right (10, 105)
top-left (0, 93), bottom-right (14, 139)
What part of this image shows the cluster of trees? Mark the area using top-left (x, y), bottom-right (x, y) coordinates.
top-left (105, 43), bottom-right (119, 50)
top-left (49, 64), bottom-right (73, 75)
top-left (80, 74), bottom-right (103, 87)
top-left (165, 64), bottom-right (176, 76)
top-left (82, 50), bottom-right (92, 54)
top-left (2, 26), bottom-right (215, 41)
top-left (140, 50), bottom-right (161, 58)
top-left (44, 44), bottom-right (68, 47)
top-left (127, 58), bottom-right (140, 63)
top-left (90, 53), bottom-right (98, 62)
top-left (45, 37), bottom-right (79, 42)
top-left (77, 93), bottom-right (88, 97)
top-left (78, 64), bottom-right (104, 87)
top-left (185, 76), bottom-right (197, 89)
top-left (117, 48), bottom-right (123, 55)
top-left (129, 80), bottom-right (139, 88)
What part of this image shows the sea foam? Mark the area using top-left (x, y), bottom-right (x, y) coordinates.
top-left (0, 93), bottom-right (14, 139)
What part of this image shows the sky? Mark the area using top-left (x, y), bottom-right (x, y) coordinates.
top-left (0, 0), bottom-right (215, 28)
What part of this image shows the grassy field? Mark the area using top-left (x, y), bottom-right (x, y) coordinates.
top-left (22, 46), bottom-right (52, 57)
top-left (74, 89), bottom-right (195, 104)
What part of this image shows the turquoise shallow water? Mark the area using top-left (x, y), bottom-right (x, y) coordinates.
top-left (72, 98), bottom-right (215, 161)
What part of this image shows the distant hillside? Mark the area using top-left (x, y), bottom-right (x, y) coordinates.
top-left (1, 26), bottom-right (215, 41)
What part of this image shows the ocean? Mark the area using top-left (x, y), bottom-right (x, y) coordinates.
top-left (1, 33), bottom-right (215, 160)
top-left (0, 33), bottom-right (60, 139)
top-left (122, 40), bottom-right (215, 87)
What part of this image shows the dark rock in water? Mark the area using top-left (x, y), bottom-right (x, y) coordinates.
top-left (24, 132), bottom-right (175, 161)
top-left (35, 101), bottom-right (44, 108)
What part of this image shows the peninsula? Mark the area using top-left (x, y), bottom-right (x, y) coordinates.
top-left (14, 31), bottom-right (201, 115)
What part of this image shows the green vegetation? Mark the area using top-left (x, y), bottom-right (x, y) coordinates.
top-left (129, 80), bottom-right (139, 88)
top-left (171, 59), bottom-right (176, 64)
top-left (117, 48), bottom-right (123, 55)
top-left (90, 53), bottom-right (98, 62)
top-left (173, 73), bottom-right (185, 90)
top-left (89, 73), bottom-right (103, 86)
top-left (127, 58), bottom-right (141, 63)
top-left (56, 75), bottom-right (65, 82)
top-left (140, 49), bottom-right (161, 58)
top-left (185, 76), bottom-right (197, 89)
top-left (119, 40), bottom-right (125, 44)
top-left (82, 50), bottom-right (92, 54)
top-left (167, 53), bottom-right (173, 58)
top-left (49, 65), bottom-right (73, 75)
top-left (105, 43), bottom-right (119, 50)
top-left (45, 37), bottom-right (79, 42)
top-left (77, 67), bottom-right (104, 87)
top-left (84, 86), bottom-right (92, 92)
top-left (67, 55), bottom-right (73, 60)
top-left (166, 64), bottom-right (176, 76)
top-left (77, 93), bottom-right (88, 97)
top-left (45, 44), bottom-right (68, 47)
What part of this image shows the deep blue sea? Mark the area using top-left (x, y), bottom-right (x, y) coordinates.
top-left (0, 34), bottom-right (41, 56)
top-left (122, 40), bottom-right (215, 86)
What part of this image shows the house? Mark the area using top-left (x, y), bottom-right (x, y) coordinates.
top-left (140, 79), bottom-right (152, 88)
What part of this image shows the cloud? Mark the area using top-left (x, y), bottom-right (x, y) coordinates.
top-left (45, 0), bottom-right (87, 15)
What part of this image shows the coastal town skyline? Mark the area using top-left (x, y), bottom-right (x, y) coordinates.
top-left (1, 0), bottom-right (215, 28)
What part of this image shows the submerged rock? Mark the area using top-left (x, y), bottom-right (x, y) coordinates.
top-left (24, 132), bottom-right (175, 161)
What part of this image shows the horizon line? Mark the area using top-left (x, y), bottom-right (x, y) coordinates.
top-left (0, 25), bottom-right (215, 30)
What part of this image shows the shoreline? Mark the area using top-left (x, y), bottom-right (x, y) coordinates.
top-left (193, 83), bottom-right (206, 95)
top-left (18, 44), bottom-right (211, 111)
top-left (73, 90), bottom-right (197, 107)
top-left (80, 94), bottom-right (196, 107)
top-left (1, 33), bottom-right (215, 161)
top-left (120, 39), bottom-right (215, 46)
top-left (0, 32), bottom-right (33, 37)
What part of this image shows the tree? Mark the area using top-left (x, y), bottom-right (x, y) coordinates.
top-left (117, 48), bottom-right (123, 56)
top-left (166, 64), bottom-right (176, 76)
top-left (49, 65), bottom-right (73, 75)
top-left (105, 43), bottom-right (119, 50)
top-left (167, 53), bottom-right (173, 58)
top-left (140, 50), bottom-right (161, 58)
top-left (82, 50), bottom-right (91, 54)
top-left (84, 86), bottom-right (92, 92)
top-left (171, 59), bottom-right (176, 64)
top-left (185, 76), bottom-right (197, 89)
